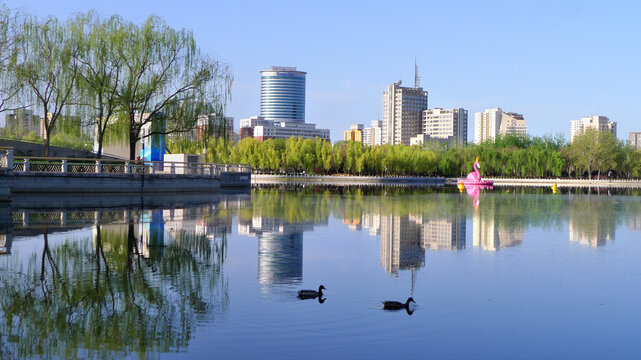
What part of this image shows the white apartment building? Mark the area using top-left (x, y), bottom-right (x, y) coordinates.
top-left (474, 108), bottom-right (527, 144)
top-left (3, 109), bottom-right (42, 137)
top-left (422, 108), bottom-right (468, 145)
top-left (253, 121), bottom-right (330, 141)
top-left (362, 120), bottom-right (383, 146)
top-left (570, 115), bottom-right (617, 142)
top-left (382, 81), bottom-right (428, 145)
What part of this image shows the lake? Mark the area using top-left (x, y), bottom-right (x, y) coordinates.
top-left (1, 186), bottom-right (641, 359)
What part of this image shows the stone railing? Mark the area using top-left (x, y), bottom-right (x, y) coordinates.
top-left (10, 156), bottom-right (251, 177)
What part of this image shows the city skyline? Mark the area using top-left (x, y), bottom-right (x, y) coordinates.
top-left (2, 0), bottom-right (640, 142)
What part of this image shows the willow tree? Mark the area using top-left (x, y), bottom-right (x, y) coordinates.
top-left (568, 129), bottom-right (622, 179)
top-left (13, 15), bottom-right (80, 156)
top-left (75, 13), bottom-right (129, 158)
top-left (0, 4), bottom-right (24, 112)
top-left (117, 16), bottom-right (232, 160)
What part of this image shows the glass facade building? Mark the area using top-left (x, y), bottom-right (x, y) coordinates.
top-left (260, 67), bottom-right (306, 123)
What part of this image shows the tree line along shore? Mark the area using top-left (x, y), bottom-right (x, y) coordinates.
top-left (169, 131), bottom-right (641, 179)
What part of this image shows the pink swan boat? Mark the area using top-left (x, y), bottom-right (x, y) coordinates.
top-left (458, 157), bottom-right (493, 187)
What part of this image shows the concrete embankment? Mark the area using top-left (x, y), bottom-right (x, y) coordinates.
top-left (252, 174), bottom-right (445, 186)
top-left (445, 177), bottom-right (641, 188)
top-left (253, 174), bottom-right (641, 188)
top-left (0, 171), bottom-right (250, 196)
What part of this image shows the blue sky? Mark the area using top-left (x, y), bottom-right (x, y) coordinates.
top-left (4, 0), bottom-right (640, 142)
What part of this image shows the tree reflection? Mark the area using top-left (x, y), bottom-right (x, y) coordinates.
top-left (0, 221), bottom-right (228, 359)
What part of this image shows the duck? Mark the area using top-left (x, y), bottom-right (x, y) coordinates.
top-left (382, 297), bottom-right (415, 310)
top-left (297, 285), bottom-right (326, 299)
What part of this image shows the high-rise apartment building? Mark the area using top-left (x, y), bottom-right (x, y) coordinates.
top-left (570, 115), bottom-right (616, 142)
top-left (421, 108), bottom-right (468, 145)
top-left (362, 120), bottom-right (383, 146)
top-left (630, 132), bottom-right (641, 150)
top-left (382, 80), bottom-right (428, 145)
top-left (260, 66), bottom-right (306, 123)
top-left (474, 108), bottom-right (527, 144)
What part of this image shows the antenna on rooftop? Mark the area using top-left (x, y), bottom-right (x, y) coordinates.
top-left (414, 57), bottom-right (420, 89)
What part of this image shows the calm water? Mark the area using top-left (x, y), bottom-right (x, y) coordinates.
top-left (1, 187), bottom-right (641, 359)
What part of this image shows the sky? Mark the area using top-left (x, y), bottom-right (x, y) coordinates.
top-left (3, 0), bottom-right (641, 142)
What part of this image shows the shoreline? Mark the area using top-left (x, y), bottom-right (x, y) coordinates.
top-left (252, 174), bottom-right (641, 188)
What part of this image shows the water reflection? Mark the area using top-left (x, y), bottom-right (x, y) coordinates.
top-left (0, 196), bottom-right (244, 359)
top-left (237, 190), bottom-right (329, 289)
top-left (1, 187), bottom-right (641, 357)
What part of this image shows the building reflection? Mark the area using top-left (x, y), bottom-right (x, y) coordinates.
top-left (239, 216), bottom-right (321, 287)
top-left (628, 215), bottom-right (641, 231)
top-left (472, 210), bottom-right (524, 251)
top-left (568, 198), bottom-right (616, 247)
top-left (420, 215), bottom-right (466, 251)
top-left (376, 211), bottom-right (466, 275)
top-left (380, 215), bottom-right (424, 275)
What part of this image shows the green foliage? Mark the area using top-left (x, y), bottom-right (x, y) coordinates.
top-left (167, 132), bottom-right (639, 179)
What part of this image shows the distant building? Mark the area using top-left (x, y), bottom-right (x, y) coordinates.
top-left (629, 132), bottom-right (641, 150)
top-left (195, 114), bottom-right (234, 141)
top-left (422, 108), bottom-right (468, 145)
top-left (474, 108), bottom-right (527, 144)
top-left (570, 115), bottom-right (616, 142)
top-left (3, 109), bottom-right (42, 137)
top-left (362, 120), bottom-right (383, 146)
top-left (409, 133), bottom-right (459, 147)
top-left (500, 112), bottom-right (527, 136)
top-left (344, 124), bottom-right (364, 142)
top-left (239, 116), bottom-right (270, 140)
top-left (382, 80), bottom-right (428, 145)
top-left (253, 121), bottom-right (330, 142)
top-left (240, 66), bottom-right (330, 142)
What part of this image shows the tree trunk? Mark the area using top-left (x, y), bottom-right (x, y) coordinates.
top-left (97, 131), bottom-right (104, 159)
top-left (129, 131), bottom-right (137, 161)
top-left (44, 135), bottom-right (50, 157)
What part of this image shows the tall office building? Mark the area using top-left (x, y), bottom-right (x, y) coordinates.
top-left (260, 66), bottom-right (306, 123)
top-left (382, 80), bottom-right (428, 145)
top-left (630, 132), bottom-right (641, 150)
top-left (421, 108), bottom-right (468, 145)
top-left (241, 66), bottom-right (330, 141)
top-left (474, 108), bottom-right (527, 144)
top-left (570, 115), bottom-right (616, 142)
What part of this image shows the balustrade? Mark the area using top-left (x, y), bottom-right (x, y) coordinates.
top-left (8, 156), bottom-right (251, 177)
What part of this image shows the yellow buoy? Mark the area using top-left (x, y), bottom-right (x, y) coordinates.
top-left (457, 181), bottom-right (465, 192)
top-left (551, 183), bottom-right (558, 194)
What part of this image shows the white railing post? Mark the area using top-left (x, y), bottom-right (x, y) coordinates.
top-left (152, 162), bottom-right (156, 175)
top-left (24, 158), bottom-right (30, 173)
top-left (125, 161), bottom-right (131, 174)
top-left (96, 160), bottom-right (102, 174)
top-left (61, 159), bottom-right (68, 173)
top-left (5, 149), bottom-right (13, 171)
top-left (170, 162), bottom-right (175, 175)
